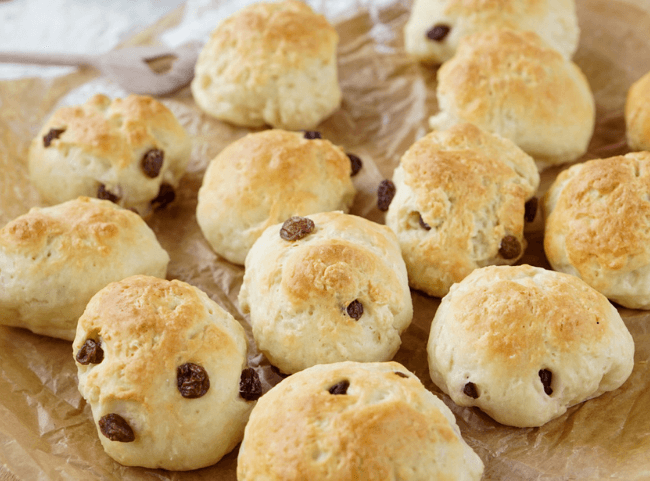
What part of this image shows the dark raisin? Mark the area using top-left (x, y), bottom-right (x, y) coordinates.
top-left (499, 235), bottom-right (521, 259)
top-left (418, 213), bottom-right (431, 230)
top-left (151, 183), bottom-right (176, 210)
top-left (524, 197), bottom-right (538, 223)
top-left (328, 380), bottom-right (350, 395)
top-left (303, 131), bottom-right (322, 140)
top-left (141, 149), bottom-right (164, 178)
top-left (539, 369), bottom-right (553, 395)
top-left (426, 24), bottom-right (451, 42)
top-left (75, 339), bottom-right (104, 365)
top-left (347, 153), bottom-right (363, 177)
top-left (177, 363), bottom-right (210, 399)
top-left (463, 382), bottom-right (479, 399)
top-left (43, 128), bottom-right (65, 147)
top-left (346, 300), bottom-right (363, 320)
top-left (98, 413), bottom-right (135, 442)
top-left (377, 179), bottom-right (396, 211)
top-left (280, 216), bottom-right (315, 241)
top-left (239, 368), bottom-right (263, 401)
top-left (394, 371), bottom-right (409, 378)
top-left (97, 184), bottom-right (120, 203)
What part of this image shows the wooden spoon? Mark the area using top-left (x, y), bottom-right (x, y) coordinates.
top-left (0, 42), bottom-right (200, 96)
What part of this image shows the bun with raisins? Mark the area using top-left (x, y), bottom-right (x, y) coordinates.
top-left (238, 212), bottom-right (412, 374)
top-left (196, 129), bottom-right (356, 265)
top-left (427, 265), bottom-right (634, 427)
top-left (385, 123), bottom-right (539, 298)
top-left (73, 275), bottom-right (258, 470)
top-left (28, 94), bottom-right (191, 217)
top-left (238, 361), bottom-right (484, 481)
top-left (404, 0), bottom-right (579, 64)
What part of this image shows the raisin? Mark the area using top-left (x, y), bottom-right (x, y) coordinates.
top-left (43, 128), bottom-right (65, 147)
top-left (539, 369), bottom-right (553, 395)
top-left (426, 24), bottom-right (451, 41)
top-left (97, 184), bottom-right (120, 203)
top-left (463, 382), bottom-right (479, 399)
top-left (418, 213), bottom-right (431, 230)
top-left (346, 300), bottom-right (363, 320)
top-left (98, 413), bottom-right (135, 442)
top-left (303, 131), bottom-right (322, 140)
top-left (151, 183), bottom-right (176, 210)
top-left (177, 363), bottom-right (210, 399)
top-left (499, 235), bottom-right (521, 259)
top-left (141, 149), bottom-right (164, 178)
top-left (75, 339), bottom-right (104, 365)
top-left (347, 153), bottom-right (363, 177)
top-left (524, 197), bottom-right (538, 223)
top-left (328, 380), bottom-right (350, 395)
top-left (377, 179), bottom-right (396, 211)
top-left (239, 368), bottom-right (263, 401)
top-left (394, 371), bottom-right (409, 378)
top-left (280, 216), bottom-right (315, 241)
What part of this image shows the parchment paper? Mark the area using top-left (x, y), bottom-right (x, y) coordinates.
top-left (2, 0), bottom-right (650, 479)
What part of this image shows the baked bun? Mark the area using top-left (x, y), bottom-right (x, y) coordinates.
top-left (404, 0), bottom-right (579, 64)
top-left (237, 361), bottom-right (484, 481)
top-left (191, 0), bottom-right (341, 130)
top-left (429, 29), bottom-right (595, 170)
top-left (0, 197), bottom-right (169, 340)
top-left (625, 70), bottom-right (650, 151)
top-left (196, 129), bottom-right (356, 265)
top-left (28, 94), bottom-right (191, 217)
top-left (427, 265), bottom-right (635, 428)
top-left (238, 212), bottom-right (412, 374)
top-left (73, 275), bottom-right (259, 470)
top-left (544, 152), bottom-right (650, 309)
top-left (385, 123), bottom-right (539, 298)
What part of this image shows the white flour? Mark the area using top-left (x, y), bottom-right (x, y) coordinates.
top-left (0, 0), bottom-right (184, 79)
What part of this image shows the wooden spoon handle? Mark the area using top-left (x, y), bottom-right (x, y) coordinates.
top-left (0, 51), bottom-right (95, 67)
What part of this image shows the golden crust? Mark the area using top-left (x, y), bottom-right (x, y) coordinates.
top-left (625, 70), bottom-right (650, 151)
top-left (27, 94), bottom-right (191, 215)
top-left (196, 130), bottom-right (356, 265)
top-left (32, 94), bottom-right (187, 168)
top-left (386, 123), bottom-right (539, 297)
top-left (74, 275), bottom-right (252, 470)
top-left (427, 265), bottom-right (635, 427)
top-left (0, 197), bottom-right (169, 340)
top-left (544, 152), bottom-right (650, 308)
top-left (238, 212), bottom-right (413, 374)
top-left (237, 362), bottom-right (484, 481)
top-left (201, 0), bottom-right (337, 79)
top-left (430, 28), bottom-right (594, 166)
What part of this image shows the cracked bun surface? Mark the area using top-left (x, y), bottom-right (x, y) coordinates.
top-left (28, 94), bottom-right (191, 217)
top-left (429, 29), bottom-right (595, 170)
top-left (385, 123), bottom-right (539, 298)
top-left (237, 361), bottom-right (484, 481)
top-left (427, 265), bottom-right (634, 427)
top-left (73, 275), bottom-right (256, 470)
top-left (404, 0), bottom-right (579, 64)
top-left (544, 152), bottom-right (650, 309)
top-left (238, 212), bottom-right (412, 374)
top-left (625, 70), bottom-right (650, 151)
top-left (191, 0), bottom-right (341, 130)
top-left (196, 129), bottom-right (356, 265)
top-left (0, 197), bottom-right (169, 340)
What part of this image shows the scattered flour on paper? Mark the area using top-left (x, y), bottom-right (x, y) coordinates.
top-left (0, 0), bottom-right (184, 79)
